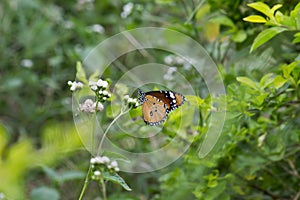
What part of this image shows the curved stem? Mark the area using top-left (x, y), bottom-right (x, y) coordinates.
top-left (96, 107), bottom-right (130, 155)
top-left (78, 164), bottom-right (91, 200)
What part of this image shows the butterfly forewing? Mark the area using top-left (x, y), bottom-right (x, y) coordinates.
top-left (146, 90), bottom-right (185, 110)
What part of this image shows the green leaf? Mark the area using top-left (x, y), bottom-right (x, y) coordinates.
top-left (254, 93), bottom-right (268, 106)
top-left (292, 32), bottom-right (300, 43)
top-left (30, 187), bottom-right (60, 200)
top-left (243, 15), bottom-right (267, 23)
top-left (273, 75), bottom-right (288, 89)
top-left (291, 3), bottom-right (300, 29)
top-left (0, 124), bottom-right (8, 156)
top-left (270, 4), bottom-right (283, 14)
top-left (260, 73), bottom-right (274, 89)
top-left (103, 172), bottom-right (132, 191)
top-left (76, 61), bottom-right (88, 84)
top-left (281, 62), bottom-right (297, 78)
top-left (209, 16), bottom-right (235, 28)
top-left (247, 2), bottom-right (272, 18)
top-left (232, 30), bottom-right (247, 43)
top-left (250, 27), bottom-right (287, 52)
top-left (88, 70), bottom-right (100, 82)
top-left (236, 77), bottom-right (258, 90)
top-left (56, 171), bottom-right (85, 184)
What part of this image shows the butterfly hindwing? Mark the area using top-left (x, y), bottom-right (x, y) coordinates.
top-left (142, 95), bottom-right (168, 126)
top-left (138, 89), bottom-right (185, 126)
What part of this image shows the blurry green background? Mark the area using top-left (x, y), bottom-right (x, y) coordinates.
top-left (1, 0), bottom-right (300, 199)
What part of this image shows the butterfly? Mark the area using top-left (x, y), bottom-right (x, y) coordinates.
top-left (138, 89), bottom-right (185, 126)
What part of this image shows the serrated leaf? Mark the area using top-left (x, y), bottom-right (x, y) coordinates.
top-left (247, 2), bottom-right (272, 18)
top-left (250, 27), bottom-right (287, 52)
top-left (76, 61), bottom-right (87, 84)
top-left (243, 15), bottom-right (267, 23)
top-left (103, 172), bottom-right (132, 191)
top-left (236, 77), bottom-right (259, 90)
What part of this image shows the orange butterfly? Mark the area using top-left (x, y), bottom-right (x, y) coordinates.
top-left (138, 89), bottom-right (185, 126)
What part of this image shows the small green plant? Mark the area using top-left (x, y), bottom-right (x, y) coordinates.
top-left (243, 2), bottom-right (300, 52)
top-left (68, 62), bottom-right (136, 200)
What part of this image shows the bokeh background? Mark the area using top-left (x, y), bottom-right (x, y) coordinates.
top-left (1, 0), bottom-right (300, 199)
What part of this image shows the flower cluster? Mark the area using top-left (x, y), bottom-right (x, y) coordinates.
top-left (79, 99), bottom-right (104, 113)
top-left (164, 54), bottom-right (192, 70)
top-left (90, 156), bottom-right (120, 180)
top-left (89, 78), bottom-right (111, 102)
top-left (124, 95), bottom-right (139, 108)
top-left (68, 81), bottom-right (84, 91)
top-left (121, 2), bottom-right (134, 18)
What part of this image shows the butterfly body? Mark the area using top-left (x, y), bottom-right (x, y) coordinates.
top-left (138, 89), bottom-right (185, 126)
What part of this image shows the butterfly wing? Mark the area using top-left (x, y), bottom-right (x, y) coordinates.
top-left (146, 90), bottom-right (185, 110)
top-left (142, 95), bottom-right (169, 126)
top-left (139, 90), bottom-right (185, 126)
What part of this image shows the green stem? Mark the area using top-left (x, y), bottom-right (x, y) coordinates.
top-left (97, 106), bottom-right (130, 155)
top-left (100, 179), bottom-right (107, 200)
top-left (78, 164), bottom-right (92, 200)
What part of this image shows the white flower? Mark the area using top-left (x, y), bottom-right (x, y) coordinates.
top-left (168, 66), bottom-right (177, 74)
top-left (183, 62), bottom-right (192, 70)
top-left (175, 56), bottom-right (184, 64)
top-left (90, 158), bottom-right (96, 164)
top-left (63, 20), bottom-right (74, 29)
top-left (68, 81), bottom-right (83, 91)
top-left (79, 99), bottom-right (95, 113)
top-left (110, 160), bottom-right (118, 168)
top-left (92, 170), bottom-right (101, 180)
top-left (94, 170), bottom-right (101, 176)
top-left (95, 102), bottom-right (104, 112)
top-left (93, 156), bottom-right (103, 164)
top-left (164, 55), bottom-right (174, 65)
top-left (102, 90), bottom-right (108, 96)
top-left (102, 156), bottom-right (110, 164)
top-left (121, 2), bottom-right (134, 18)
top-left (103, 97), bottom-right (107, 100)
top-left (91, 24), bottom-right (105, 34)
top-left (97, 79), bottom-right (108, 88)
top-left (21, 59), bottom-right (33, 68)
top-left (90, 85), bottom-right (97, 91)
top-left (0, 193), bottom-right (5, 200)
top-left (115, 167), bottom-right (120, 172)
top-left (124, 95), bottom-right (129, 100)
top-left (135, 102), bottom-right (140, 107)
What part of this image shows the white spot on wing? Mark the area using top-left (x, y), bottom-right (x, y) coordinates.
top-left (169, 92), bottom-right (175, 98)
